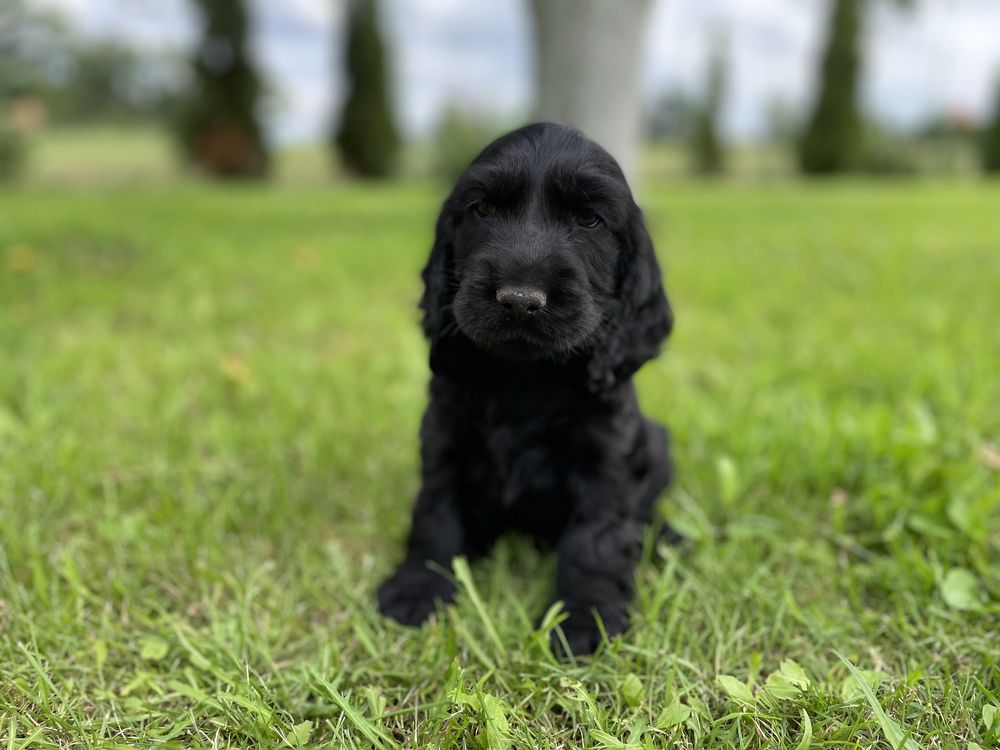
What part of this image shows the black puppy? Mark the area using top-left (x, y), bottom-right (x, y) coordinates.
top-left (377, 122), bottom-right (674, 655)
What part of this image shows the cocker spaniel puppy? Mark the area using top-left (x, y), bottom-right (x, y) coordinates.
top-left (377, 122), bottom-right (674, 655)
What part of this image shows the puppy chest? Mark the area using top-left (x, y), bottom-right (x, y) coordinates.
top-left (474, 413), bottom-right (579, 508)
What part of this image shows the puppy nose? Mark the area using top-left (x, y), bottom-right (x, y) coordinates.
top-left (496, 285), bottom-right (547, 317)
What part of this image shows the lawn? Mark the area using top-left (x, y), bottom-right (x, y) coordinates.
top-left (1, 179), bottom-right (998, 749)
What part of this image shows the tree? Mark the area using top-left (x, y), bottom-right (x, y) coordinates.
top-left (530, 0), bottom-right (652, 182)
top-left (690, 36), bottom-right (727, 176)
top-left (2, 0), bottom-right (182, 125)
top-left (982, 80), bottom-right (1000, 173)
top-left (798, 0), bottom-right (863, 174)
top-left (334, 0), bottom-right (400, 178)
top-left (647, 90), bottom-right (696, 143)
top-left (430, 106), bottom-right (498, 182)
top-left (0, 0), bottom-right (65, 100)
top-left (179, 0), bottom-right (268, 178)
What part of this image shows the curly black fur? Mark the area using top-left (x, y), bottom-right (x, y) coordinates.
top-left (377, 123), bottom-right (675, 655)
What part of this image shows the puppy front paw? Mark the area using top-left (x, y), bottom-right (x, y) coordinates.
top-left (550, 600), bottom-right (630, 657)
top-left (377, 563), bottom-right (456, 626)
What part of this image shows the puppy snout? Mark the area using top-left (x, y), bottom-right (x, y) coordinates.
top-left (496, 286), bottom-right (547, 317)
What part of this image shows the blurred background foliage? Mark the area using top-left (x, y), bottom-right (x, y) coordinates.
top-left (0, 0), bottom-right (998, 183)
top-left (334, 0), bottom-right (400, 178)
top-left (178, 0), bottom-right (270, 177)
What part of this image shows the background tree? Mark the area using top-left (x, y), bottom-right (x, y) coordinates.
top-left (1, 0), bottom-right (63, 101)
top-left (179, 0), bottom-right (268, 178)
top-left (1, 0), bottom-right (183, 179)
top-left (690, 36), bottom-right (727, 176)
top-left (430, 105), bottom-right (499, 182)
top-left (798, 0), bottom-right (863, 174)
top-left (647, 89), bottom-right (696, 143)
top-left (530, 0), bottom-right (652, 182)
top-left (49, 42), bottom-right (184, 124)
top-left (334, 0), bottom-right (400, 178)
top-left (982, 81), bottom-right (1000, 172)
top-left (2, 0), bottom-right (182, 125)
top-left (0, 0), bottom-right (55, 179)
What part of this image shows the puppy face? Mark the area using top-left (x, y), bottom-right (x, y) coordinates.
top-left (423, 123), bottom-right (672, 388)
top-left (448, 127), bottom-right (636, 358)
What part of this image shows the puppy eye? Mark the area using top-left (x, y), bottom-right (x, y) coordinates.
top-left (574, 208), bottom-right (601, 228)
top-left (473, 201), bottom-right (496, 219)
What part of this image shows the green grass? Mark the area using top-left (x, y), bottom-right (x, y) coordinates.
top-left (24, 126), bottom-right (182, 186)
top-left (1, 179), bottom-right (998, 749)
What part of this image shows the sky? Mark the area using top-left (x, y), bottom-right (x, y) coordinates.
top-left (32, 0), bottom-right (1000, 144)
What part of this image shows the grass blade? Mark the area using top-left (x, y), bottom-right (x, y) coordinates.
top-left (452, 557), bottom-right (506, 660)
top-left (794, 708), bottom-right (812, 750)
top-left (837, 654), bottom-right (922, 750)
top-left (311, 674), bottom-right (399, 750)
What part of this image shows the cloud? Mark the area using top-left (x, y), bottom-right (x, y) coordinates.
top-left (866, 0), bottom-right (1000, 124)
top-left (249, 0), bottom-right (336, 142)
top-left (645, 0), bottom-right (824, 139)
top-left (382, 0), bottom-right (532, 135)
top-left (34, 0), bottom-right (196, 49)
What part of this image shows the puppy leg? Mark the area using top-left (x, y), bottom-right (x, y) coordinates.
top-left (378, 489), bottom-right (466, 626)
top-left (637, 420), bottom-right (684, 547)
top-left (553, 514), bottom-right (644, 655)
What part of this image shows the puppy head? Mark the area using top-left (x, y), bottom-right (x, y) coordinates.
top-left (422, 122), bottom-right (672, 391)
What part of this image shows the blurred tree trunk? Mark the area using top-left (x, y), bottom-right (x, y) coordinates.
top-left (334, 0), bottom-right (400, 178)
top-left (180, 0), bottom-right (268, 178)
top-left (690, 35), bottom-right (727, 176)
top-left (529, 0), bottom-right (651, 182)
top-left (798, 0), bottom-right (863, 174)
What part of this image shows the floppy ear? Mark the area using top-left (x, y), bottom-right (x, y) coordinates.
top-left (587, 204), bottom-right (674, 393)
top-left (419, 199), bottom-right (456, 343)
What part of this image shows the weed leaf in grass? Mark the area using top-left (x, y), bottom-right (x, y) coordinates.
top-left (840, 669), bottom-right (886, 703)
top-left (940, 568), bottom-right (985, 611)
top-left (139, 637), bottom-right (169, 662)
top-left (655, 699), bottom-right (691, 729)
top-left (561, 677), bottom-right (601, 722)
top-left (621, 673), bottom-right (644, 707)
top-left (794, 709), bottom-right (813, 750)
top-left (224, 692), bottom-right (275, 722)
top-left (984, 704), bottom-right (999, 732)
top-left (837, 654), bottom-right (922, 750)
top-left (589, 729), bottom-right (638, 750)
top-left (481, 694), bottom-right (512, 750)
top-left (762, 659), bottom-right (811, 704)
top-left (451, 689), bottom-right (511, 750)
top-left (718, 675), bottom-right (755, 707)
top-left (287, 720), bottom-right (312, 747)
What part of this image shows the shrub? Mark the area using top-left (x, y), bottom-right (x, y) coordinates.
top-left (860, 122), bottom-right (918, 175)
top-left (0, 125), bottom-right (27, 181)
top-left (982, 81), bottom-right (1000, 173)
top-left (798, 0), bottom-right (864, 174)
top-left (430, 108), bottom-right (498, 182)
top-left (334, 0), bottom-right (400, 178)
top-left (178, 0), bottom-right (269, 178)
top-left (690, 38), bottom-right (727, 176)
